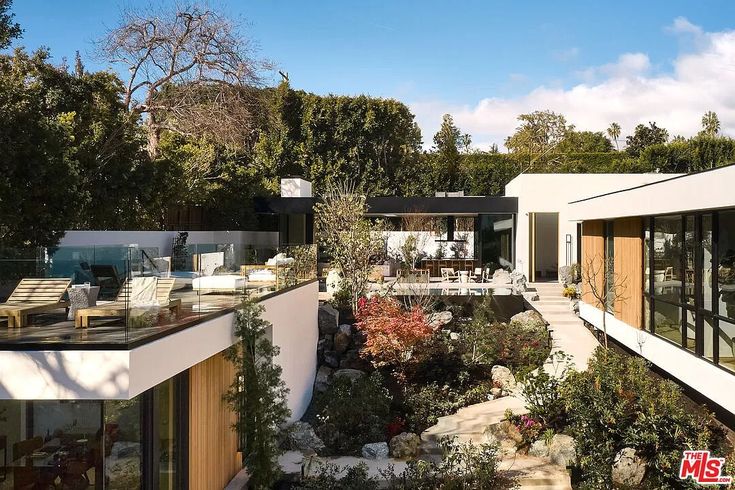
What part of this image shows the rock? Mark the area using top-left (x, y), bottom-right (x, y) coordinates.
top-left (612, 447), bottom-right (646, 487)
top-left (325, 270), bottom-right (342, 295)
top-left (522, 291), bottom-right (540, 302)
top-left (361, 442), bottom-right (389, 459)
top-left (510, 270), bottom-right (527, 292)
top-left (449, 332), bottom-right (460, 341)
top-left (332, 368), bottom-right (365, 383)
top-left (323, 350), bottom-right (340, 368)
top-left (286, 422), bottom-right (325, 454)
top-left (529, 439), bottom-right (550, 458)
top-left (318, 304), bottom-right (339, 335)
top-left (558, 266), bottom-right (572, 286)
top-left (314, 366), bottom-right (333, 392)
top-left (509, 310), bottom-right (546, 331)
top-left (490, 387), bottom-right (502, 398)
top-left (571, 299), bottom-right (580, 314)
top-left (389, 432), bottom-right (421, 459)
top-left (334, 324), bottom-right (352, 353)
top-left (491, 365), bottom-right (517, 392)
top-left (339, 349), bottom-right (372, 371)
top-left (484, 421), bottom-right (522, 457)
top-left (492, 269), bottom-right (512, 285)
top-left (428, 310), bottom-right (453, 329)
top-left (548, 434), bottom-right (576, 467)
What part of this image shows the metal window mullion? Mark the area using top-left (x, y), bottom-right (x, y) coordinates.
top-left (713, 212), bottom-right (720, 365)
top-left (650, 216), bottom-right (656, 334)
top-left (680, 215), bottom-right (687, 348)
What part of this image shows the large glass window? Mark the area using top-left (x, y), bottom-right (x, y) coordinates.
top-left (104, 399), bottom-right (143, 489)
top-left (644, 209), bottom-right (735, 374)
top-left (653, 215), bottom-right (683, 304)
top-left (719, 210), bottom-right (735, 321)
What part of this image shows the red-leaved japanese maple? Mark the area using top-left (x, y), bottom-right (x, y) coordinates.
top-left (355, 296), bottom-right (434, 375)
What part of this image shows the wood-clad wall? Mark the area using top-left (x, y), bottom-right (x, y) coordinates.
top-left (189, 351), bottom-right (241, 489)
top-left (581, 220), bottom-right (605, 308)
top-left (614, 217), bottom-right (643, 329)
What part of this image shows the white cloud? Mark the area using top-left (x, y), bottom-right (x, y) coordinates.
top-left (410, 18), bottom-right (735, 149)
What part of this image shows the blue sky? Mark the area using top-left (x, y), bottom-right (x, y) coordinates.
top-left (9, 1), bottom-right (735, 147)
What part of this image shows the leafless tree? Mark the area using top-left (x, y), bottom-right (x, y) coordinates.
top-left (98, 2), bottom-right (271, 156)
top-left (581, 253), bottom-right (628, 349)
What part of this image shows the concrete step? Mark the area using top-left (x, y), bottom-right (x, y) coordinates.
top-left (500, 455), bottom-right (573, 490)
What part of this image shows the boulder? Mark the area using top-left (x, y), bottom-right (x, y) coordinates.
top-left (491, 365), bottom-right (517, 392)
top-left (484, 421), bottom-right (522, 457)
top-left (612, 447), bottom-right (646, 487)
top-left (318, 304), bottom-right (339, 335)
top-left (332, 368), bottom-right (365, 383)
top-left (510, 310), bottom-right (546, 331)
top-left (389, 432), bottom-right (421, 459)
top-left (323, 350), bottom-right (340, 369)
top-left (428, 310), bottom-right (453, 329)
top-left (548, 434), bottom-right (576, 467)
top-left (490, 387), bottom-right (502, 398)
top-left (449, 332), bottom-right (460, 341)
top-left (334, 324), bottom-right (352, 353)
top-left (325, 270), bottom-right (342, 295)
top-left (510, 270), bottom-right (527, 292)
top-left (338, 349), bottom-right (371, 371)
top-left (286, 421), bottom-right (325, 454)
top-left (558, 266), bottom-right (572, 286)
top-left (361, 442), bottom-right (389, 459)
top-left (528, 439), bottom-right (550, 458)
top-left (492, 269), bottom-right (512, 285)
top-left (314, 366), bottom-right (333, 393)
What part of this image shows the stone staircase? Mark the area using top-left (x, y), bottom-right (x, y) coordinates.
top-left (418, 281), bottom-right (602, 490)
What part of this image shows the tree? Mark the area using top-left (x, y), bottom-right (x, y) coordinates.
top-left (99, 3), bottom-right (270, 156)
top-left (557, 130), bottom-right (613, 153)
top-left (314, 183), bottom-right (387, 311)
top-left (625, 122), bottom-right (668, 158)
top-left (701, 111), bottom-right (721, 137)
top-left (0, 49), bottom-right (79, 247)
top-left (505, 110), bottom-right (573, 170)
top-left (224, 301), bottom-right (290, 489)
top-left (606, 122), bottom-right (621, 150)
top-left (0, 0), bottom-right (21, 49)
top-left (432, 114), bottom-right (463, 190)
top-left (581, 254), bottom-right (628, 349)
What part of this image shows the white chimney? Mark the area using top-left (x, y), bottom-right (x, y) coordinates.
top-left (280, 177), bottom-right (312, 198)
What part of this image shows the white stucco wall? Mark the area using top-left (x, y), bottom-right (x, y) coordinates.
top-left (262, 280), bottom-right (319, 422)
top-left (579, 301), bottom-right (735, 416)
top-left (568, 165), bottom-right (735, 221)
top-left (505, 173), bottom-right (678, 278)
top-left (0, 281), bottom-right (319, 420)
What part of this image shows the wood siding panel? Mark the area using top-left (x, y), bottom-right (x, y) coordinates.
top-left (614, 217), bottom-right (643, 329)
top-left (581, 220), bottom-right (605, 308)
top-left (189, 351), bottom-right (241, 489)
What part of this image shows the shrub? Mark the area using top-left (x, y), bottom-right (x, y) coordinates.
top-left (355, 296), bottom-right (434, 375)
top-left (310, 372), bottom-right (392, 455)
top-left (482, 321), bottom-right (550, 377)
top-left (504, 411), bottom-right (542, 447)
top-left (519, 351), bottom-right (572, 431)
top-left (561, 348), bottom-right (730, 488)
top-left (384, 437), bottom-right (518, 489)
top-left (297, 461), bottom-right (379, 490)
top-left (562, 285), bottom-right (577, 298)
top-left (402, 381), bottom-right (493, 434)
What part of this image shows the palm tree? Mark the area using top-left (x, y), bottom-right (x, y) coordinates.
top-left (701, 111), bottom-right (720, 136)
top-left (607, 122), bottom-right (621, 150)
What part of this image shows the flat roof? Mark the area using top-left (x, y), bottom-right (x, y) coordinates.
top-left (256, 196), bottom-right (518, 215)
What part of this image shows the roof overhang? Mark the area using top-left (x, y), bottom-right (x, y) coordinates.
top-left (256, 196), bottom-right (518, 216)
top-left (568, 165), bottom-right (735, 221)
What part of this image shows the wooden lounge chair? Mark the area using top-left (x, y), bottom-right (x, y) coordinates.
top-left (0, 278), bottom-right (71, 328)
top-left (75, 277), bottom-right (181, 328)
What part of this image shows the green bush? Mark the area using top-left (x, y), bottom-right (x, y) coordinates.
top-left (561, 348), bottom-right (730, 489)
top-left (310, 372), bottom-right (392, 455)
top-left (297, 461), bottom-right (379, 490)
top-left (519, 352), bottom-right (572, 431)
top-left (482, 321), bottom-right (550, 377)
top-left (402, 381), bottom-right (493, 434)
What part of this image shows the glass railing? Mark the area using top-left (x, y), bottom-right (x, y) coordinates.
top-left (0, 243), bottom-right (317, 347)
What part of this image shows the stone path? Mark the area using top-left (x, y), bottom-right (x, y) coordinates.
top-left (421, 282), bottom-right (601, 489)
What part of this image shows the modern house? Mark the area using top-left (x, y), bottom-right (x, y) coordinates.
top-left (569, 164), bottom-right (735, 420)
top-left (0, 234), bottom-right (318, 489)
